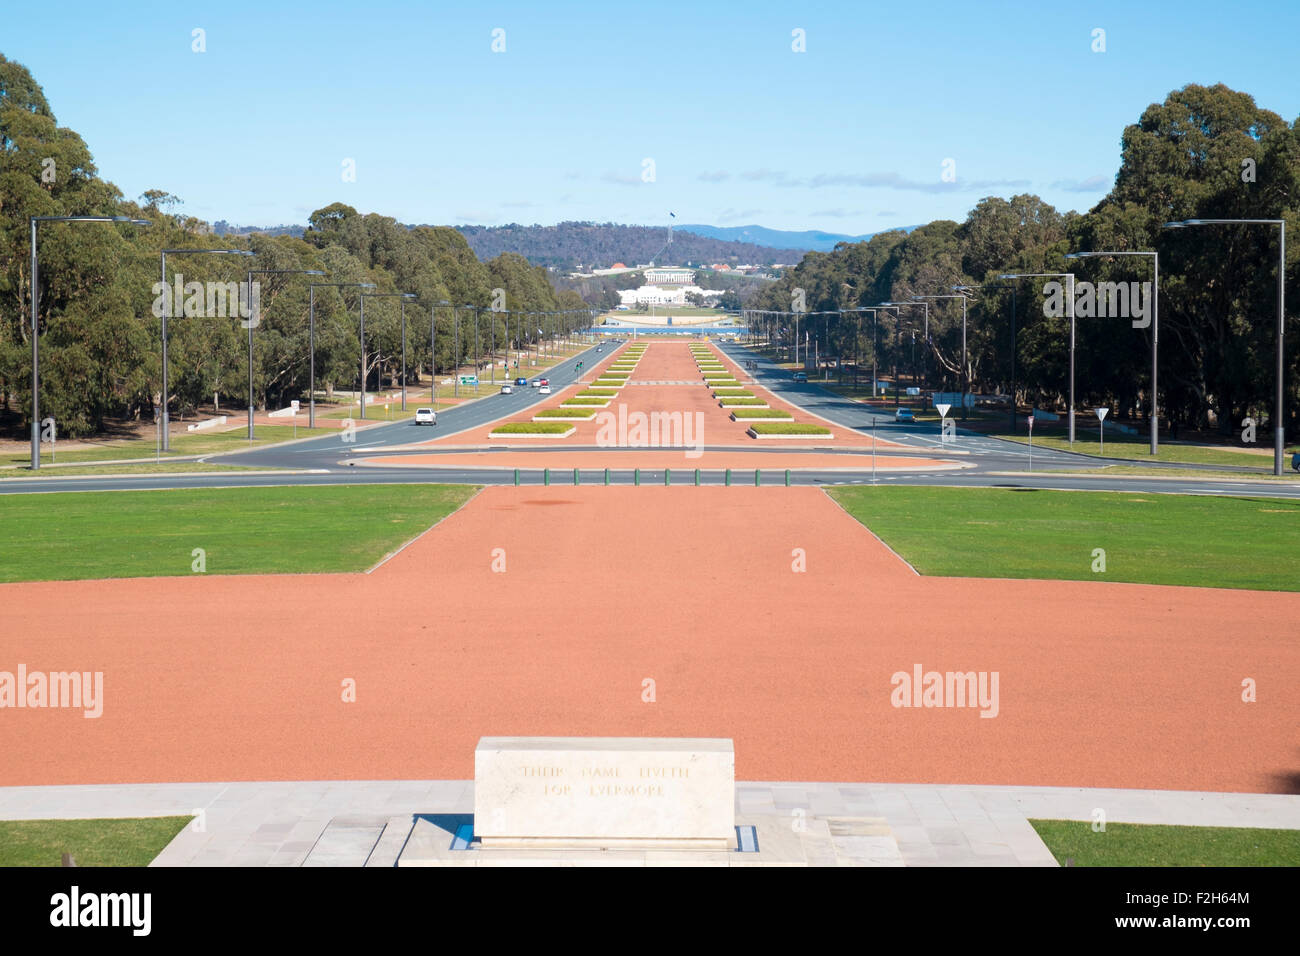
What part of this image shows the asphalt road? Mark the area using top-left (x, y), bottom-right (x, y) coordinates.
top-left (2, 337), bottom-right (1298, 498)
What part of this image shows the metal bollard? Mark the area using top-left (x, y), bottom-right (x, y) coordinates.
top-left (574, 467), bottom-right (580, 486)
top-left (664, 468), bottom-right (671, 486)
top-left (725, 468), bottom-right (731, 487)
top-left (694, 468), bottom-right (701, 486)
top-left (634, 468), bottom-right (640, 486)
top-left (785, 469), bottom-right (791, 487)
top-left (544, 468), bottom-right (551, 486)
top-left (604, 467), bottom-right (610, 486)
top-left (513, 468), bottom-right (520, 486)
top-left (755, 469), bottom-right (761, 487)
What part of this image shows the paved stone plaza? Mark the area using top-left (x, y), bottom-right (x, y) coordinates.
top-left (2, 781), bottom-right (1295, 867)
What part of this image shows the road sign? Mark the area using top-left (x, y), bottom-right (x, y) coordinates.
top-left (1095, 407), bottom-right (1108, 421)
top-left (1027, 415), bottom-right (1034, 430)
top-left (936, 403), bottom-right (952, 419)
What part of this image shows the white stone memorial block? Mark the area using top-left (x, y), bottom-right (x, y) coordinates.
top-left (474, 737), bottom-right (736, 850)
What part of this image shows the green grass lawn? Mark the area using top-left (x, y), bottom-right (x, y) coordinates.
top-left (991, 429), bottom-right (1295, 468)
top-left (1030, 820), bottom-right (1300, 866)
top-left (826, 486), bottom-right (1300, 591)
top-left (0, 817), bottom-right (193, 866)
top-left (0, 484), bottom-right (478, 582)
top-left (0, 462), bottom-right (273, 479)
top-left (5, 425), bottom-right (340, 466)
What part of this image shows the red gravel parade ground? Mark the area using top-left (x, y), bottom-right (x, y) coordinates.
top-left (2, 484), bottom-right (1296, 795)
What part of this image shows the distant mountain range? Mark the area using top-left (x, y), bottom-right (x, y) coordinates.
top-left (674, 223), bottom-right (920, 253)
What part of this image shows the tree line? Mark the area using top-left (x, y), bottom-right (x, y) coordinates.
top-left (0, 53), bottom-right (590, 437)
top-left (744, 83), bottom-right (1298, 436)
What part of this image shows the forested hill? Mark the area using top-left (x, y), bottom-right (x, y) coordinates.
top-left (451, 222), bottom-right (808, 270)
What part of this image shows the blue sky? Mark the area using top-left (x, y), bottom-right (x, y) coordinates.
top-left (7, 0), bottom-right (1299, 235)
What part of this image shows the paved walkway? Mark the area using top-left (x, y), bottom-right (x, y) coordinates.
top-left (1, 780), bottom-right (1295, 867)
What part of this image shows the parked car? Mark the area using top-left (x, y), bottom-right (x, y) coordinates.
top-left (514, 376), bottom-right (528, 387)
top-left (539, 385), bottom-right (551, 395)
top-left (793, 371), bottom-right (807, 382)
top-left (414, 407), bottom-right (437, 425)
top-left (500, 384), bottom-right (513, 394)
top-left (894, 408), bottom-right (914, 422)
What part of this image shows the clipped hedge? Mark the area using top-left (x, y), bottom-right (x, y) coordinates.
top-left (729, 408), bottom-right (793, 419)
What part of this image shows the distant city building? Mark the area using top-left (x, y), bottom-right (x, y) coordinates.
top-left (618, 284), bottom-right (723, 306)
top-left (643, 266), bottom-right (695, 285)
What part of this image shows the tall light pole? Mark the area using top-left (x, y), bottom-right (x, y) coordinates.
top-left (998, 272), bottom-right (1077, 443)
top-left (881, 301), bottom-right (930, 404)
top-left (159, 247), bottom-right (254, 450)
top-left (1164, 218), bottom-right (1287, 475)
top-left (432, 299), bottom-right (449, 410)
top-left (358, 292), bottom-right (416, 418)
top-left (1065, 250), bottom-right (1160, 455)
top-left (246, 269), bottom-right (326, 439)
top-left (308, 281), bottom-right (374, 428)
top-left (29, 215), bottom-right (151, 469)
top-left (911, 293), bottom-right (971, 418)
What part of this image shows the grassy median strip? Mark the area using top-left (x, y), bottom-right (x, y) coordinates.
top-left (731, 408), bottom-right (793, 419)
top-left (561, 397), bottom-right (611, 405)
top-left (0, 817), bottom-right (194, 867)
top-left (0, 484), bottom-right (478, 582)
top-left (534, 408), bottom-right (598, 419)
top-left (826, 486), bottom-right (1300, 591)
top-left (8, 425), bottom-right (341, 467)
top-left (491, 422), bottom-right (575, 434)
top-left (1029, 820), bottom-right (1300, 866)
top-left (748, 423), bottom-right (831, 435)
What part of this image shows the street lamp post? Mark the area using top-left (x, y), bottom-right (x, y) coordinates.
top-left (358, 292), bottom-right (416, 419)
top-left (998, 272), bottom-right (1077, 443)
top-left (881, 301), bottom-right (929, 405)
top-left (432, 299), bottom-right (449, 410)
top-left (245, 269), bottom-right (327, 439)
top-left (29, 215), bottom-right (151, 469)
top-left (912, 293), bottom-right (972, 418)
top-left (1065, 250), bottom-right (1160, 455)
top-left (1164, 218), bottom-right (1287, 475)
top-left (160, 247), bottom-right (255, 450)
top-left (308, 281), bottom-right (374, 428)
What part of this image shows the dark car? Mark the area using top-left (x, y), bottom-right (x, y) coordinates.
top-left (793, 371), bottom-right (808, 383)
top-left (514, 377), bottom-right (527, 386)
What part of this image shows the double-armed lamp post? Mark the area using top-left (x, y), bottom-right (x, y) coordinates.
top-left (358, 292), bottom-right (416, 419)
top-left (308, 281), bottom-right (374, 428)
top-left (245, 269), bottom-right (327, 438)
top-left (159, 248), bottom-right (255, 450)
top-left (1065, 250), bottom-right (1160, 455)
top-left (998, 272), bottom-right (1077, 443)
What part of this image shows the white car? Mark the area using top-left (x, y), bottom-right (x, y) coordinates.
top-left (500, 384), bottom-right (513, 394)
top-left (414, 407), bottom-right (437, 425)
top-left (539, 385), bottom-right (552, 395)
